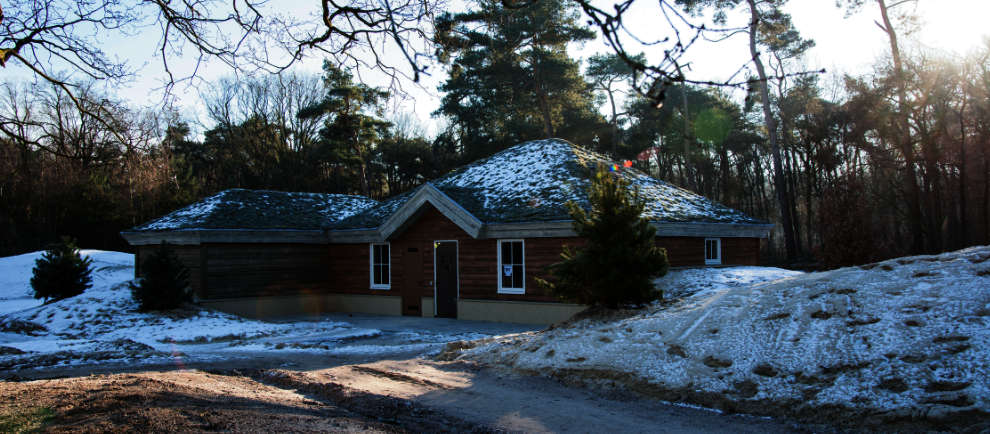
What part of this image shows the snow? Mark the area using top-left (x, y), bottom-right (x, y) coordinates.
top-left (432, 139), bottom-right (763, 224)
top-left (461, 246), bottom-right (990, 419)
top-left (139, 194), bottom-right (224, 230)
top-left (134, 189), bottom-right (379, 231)
top-left (0, 250), bottom-right (437, 371)
top-left (328, 139), bottom-right (768, 229)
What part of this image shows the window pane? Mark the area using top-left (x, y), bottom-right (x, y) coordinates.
top-left (373, 264), bottom-right (380, 284)
top-left (512, 264), bottom-right (523, 288)
top-left (501, 242), bottom-right (511, 264)
top-left (512, 241), bottom-right (522, 264)
top-left (382, 245), bottom-right (389, 263)
top-left (373, 245), bottom-right (381, 264)
top-left (381, 264), bottom-right (389, 284)
top-left (502, 273), bottom-right (512, 288)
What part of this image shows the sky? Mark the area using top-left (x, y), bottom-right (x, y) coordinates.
top-left (4, 0), bottom-right (989, 137)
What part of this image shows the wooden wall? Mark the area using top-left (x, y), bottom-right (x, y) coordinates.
top-left (137, 243), bottom-right (330, 300)
top-left (202, 244), bottom-right (330, 299)
top-left (135, 207), bottom-right (761, 306)
top-left (654, 236), bottom-right (760, 267)
top-left (136, 245), bottom-right (203, 297)
top-left (324, 204), bottom-right (763, 304)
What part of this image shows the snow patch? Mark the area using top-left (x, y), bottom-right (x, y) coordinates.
top-left (462, 247), bottom-right (990, 421)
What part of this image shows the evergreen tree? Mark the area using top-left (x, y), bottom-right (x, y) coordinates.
top-left (677, 0), bottom-right (813, 261)
top-left (130, 242), bottom-right (192, 311)
top-left (31, 237), bottom-right (93, 303)
top-left (586, 52), bottom-right (645, 156)
top-left (300, 62), bottom-right (391, 197)
top-left (538, 166), bottom-right (669, 307)
top-left (435, 0), bottom-right (608, 159)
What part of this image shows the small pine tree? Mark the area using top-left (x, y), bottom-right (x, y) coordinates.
top-left (537, 166), bottom-right (669, 308)
top-left (130, 242), bottom-right (192, 311)
top-left (31, 237), bottom-right (94, 303)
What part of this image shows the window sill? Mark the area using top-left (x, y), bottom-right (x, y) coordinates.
top-left (370, 285), bottom-right (391, 290)
top-left (497, 288), bottom-right (525, 295)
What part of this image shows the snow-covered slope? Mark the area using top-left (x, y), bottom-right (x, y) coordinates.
top-left (0, 250), bottom-right (376, 370)
top-left (460, 246), bottom-right (990, 427)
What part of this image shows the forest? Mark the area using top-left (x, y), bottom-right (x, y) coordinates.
top-left (1, 0), bottom-right (988, 268)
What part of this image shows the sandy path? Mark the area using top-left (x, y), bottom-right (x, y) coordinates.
top-left (3, 358), bottom-right (804, 432)
top-left (273, 358), bottom-right (801, 433)
top-left (1, 370), bottom-right (398, 432)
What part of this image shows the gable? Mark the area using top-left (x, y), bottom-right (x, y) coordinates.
top-left (379, 183), bottom-right (482, 239)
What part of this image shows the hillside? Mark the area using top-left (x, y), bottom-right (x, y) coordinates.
top-left (456, 246), bottom-right (990, 430)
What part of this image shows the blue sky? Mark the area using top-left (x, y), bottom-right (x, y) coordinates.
top-left (3, 0), bottom-right (987, 137)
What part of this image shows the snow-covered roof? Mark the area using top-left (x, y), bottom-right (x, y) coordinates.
top-left (331, 139), bottom-right (764, 229)
top-left (131, 189), bottom-right (379, 231)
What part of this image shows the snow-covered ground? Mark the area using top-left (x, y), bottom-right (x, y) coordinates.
top-left (0, 250), bottom-right (495, 373)
top-left (460, 246), bottom-right (990, 426)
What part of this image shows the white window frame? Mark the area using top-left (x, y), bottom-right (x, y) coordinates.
top-left (497, 239), bottom-right (526, 294)
top-left (705, 238), bottom-right (722, 265)
top-left (370, 242), bottom-right (391, 290)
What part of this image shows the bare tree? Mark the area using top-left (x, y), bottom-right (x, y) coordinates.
top-left (0, 0), bottom-right (441, 144)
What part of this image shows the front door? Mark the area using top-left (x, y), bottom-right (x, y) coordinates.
top-left (434, 241), bottom-right (458, 318)
top-left (401, 246), bottom-right (423, 316)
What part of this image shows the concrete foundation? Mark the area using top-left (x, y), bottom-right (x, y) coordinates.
top-left (200, 293), bottom-right (401, 319)
top-left (421, 297), bottom-right (435, 318)
top-left (457, 299), bottom-right (585, 325)
top-left (199, 293), bottom-right (583, 325)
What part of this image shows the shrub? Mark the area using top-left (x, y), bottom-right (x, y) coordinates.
top-left (130, 242), bottom-right (191, 311)
top-left (30, 237), bottom-right (93, 303)
top-left (537, 165), bottom-right (669, 308)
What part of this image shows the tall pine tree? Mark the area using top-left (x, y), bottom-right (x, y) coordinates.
top-left (537, 166), bottom-right (669, 308)
top-left (435, 0), bottom-right (608, 159)
top-left (300, 62), bottom-right (391, 197)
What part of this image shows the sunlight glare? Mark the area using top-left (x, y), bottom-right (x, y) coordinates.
top-left (913, 1), bottom-right (990, 54)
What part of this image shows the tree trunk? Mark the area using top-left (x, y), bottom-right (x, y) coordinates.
top-left (606, 84), bottom-right (621, 156)
top-left (681, 87), bottom-right (693, 190)
top-left (958, 96), bottom-right (968, 246)
top-left (878, 0), bottom-right (925, 254)
top-left (532, 57), bottom-right (554, 139)
top-left (747, 0), bottom-right (797, 261)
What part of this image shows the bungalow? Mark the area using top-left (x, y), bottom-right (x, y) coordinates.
top-left (121, 139), bottom-right (773, 324)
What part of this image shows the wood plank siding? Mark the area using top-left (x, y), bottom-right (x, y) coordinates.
top-left (137, 204), bottom-right (761, 308)
top-left (324, 204), bottom-right (763, 304)
top-left (137, 243), bottom-right (330, 300)
top-left (136, 245), bottom-right (204, 297)
top-left (654, 236), bottom-right (759, 267)
top-left (201, 244), bottom-right (331, 299)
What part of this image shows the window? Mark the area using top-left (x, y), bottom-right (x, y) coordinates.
top-left (370, 243), bottom-right (390, 289)
top-left (498, 239), bottom-right (525, 294)
top-left (705, 238), bottom-right (721, 265)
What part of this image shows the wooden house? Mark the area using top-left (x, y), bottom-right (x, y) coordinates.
top-left (122, 139), bottom-right (773, 323)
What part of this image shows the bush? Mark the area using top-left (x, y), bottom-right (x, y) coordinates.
top-left (537, 166), bottom-right (669, 308)
top-left (30, 237), bottom-right (93, 303)
top-left (130, 242), bottom-right (191, 311)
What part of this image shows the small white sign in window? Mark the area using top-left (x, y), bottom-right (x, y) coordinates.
top-left (503, 265), bottom-right (513, 276)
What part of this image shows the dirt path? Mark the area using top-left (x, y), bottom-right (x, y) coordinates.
top-left (2, 358), bottom-right (803, 433)
top-left (0, 370), bottom-right (403, 432)
top-left (258, 358), bottom-right (802, 433)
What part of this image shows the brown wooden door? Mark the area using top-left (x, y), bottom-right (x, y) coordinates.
top-left (434, 241), bottom-right (458, 318)
top-left (401, 246), bottom-right (423, 316)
